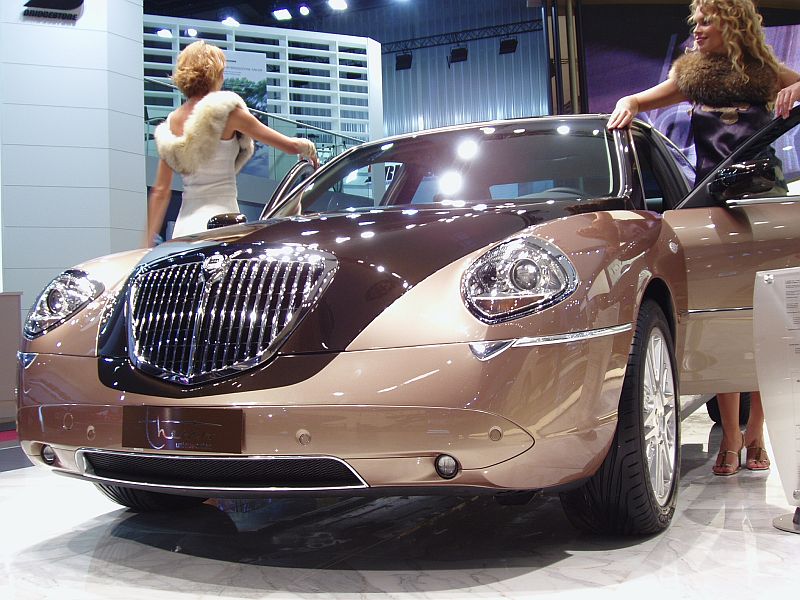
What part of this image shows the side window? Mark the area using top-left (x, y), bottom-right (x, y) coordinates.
top-left (410, 174), bottom-right (440, 204)
top-left (633, 137), bottom-right (668, 212)
top-left (490, 180), bottom-right (555, 200)
top-left (301, 162), bottom-right (403, 213)
top-left (660, 140), bottom-right (696, 189)
top-left (633, 131), bottom-right (692, 212)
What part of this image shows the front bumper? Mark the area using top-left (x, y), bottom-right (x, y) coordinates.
top-left (18, 334), bottom-right (629, 492)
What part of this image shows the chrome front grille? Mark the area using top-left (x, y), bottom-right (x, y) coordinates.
top-left (128, 247), bottom-right (337, 384)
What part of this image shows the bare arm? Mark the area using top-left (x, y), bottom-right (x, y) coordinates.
top-left (607, 79), bottom-right (689, 129)
top-left (146, 159), bottom-right (173, 247)
top-left (775, 64), bottom-right (800, 119)
top-left (228, 107), bottom-right (319, 166)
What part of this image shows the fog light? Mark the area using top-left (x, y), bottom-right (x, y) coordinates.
top-left (435, 454), bottom-right (459, 479)
top-left (41, 445), bottom-right (56, 465)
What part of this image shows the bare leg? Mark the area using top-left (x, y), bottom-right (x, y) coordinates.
top-left (713, 392), bottom-right (743, 475)
top-left (744, 391), bottom-right (770, 470)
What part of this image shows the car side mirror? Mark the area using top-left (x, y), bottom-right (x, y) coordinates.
top-left (207, 213), bottom-right (247, 230)
top-left (707, 158), bottom-right (783, 202)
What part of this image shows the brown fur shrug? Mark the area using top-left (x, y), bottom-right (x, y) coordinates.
top-left (669, 51), bottom-right (779, 107)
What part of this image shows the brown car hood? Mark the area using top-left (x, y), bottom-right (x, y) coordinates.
top-left (102, 199), bottom-right (623, 358)
top-left (91, 197), bottom-right (637, 396)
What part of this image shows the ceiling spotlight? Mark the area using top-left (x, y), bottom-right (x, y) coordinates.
top-left (328, 0), bottom-right (348, 10)
top-left (395, 53), bottom-right (412, 70)
top-left (156, 28), bottom-right (172, 38)
top-left (186, 28), bottom-right (198, 37)
top-left (447, 46), bottom-right (468, 67)
top-left (499, 38), bottom-right (518, 55)
top-left (221, 16), bottom-right (240, 27)
top-left (299, 5), bottom-right (310, 16)
top-left (272, 8), bottom-right (292, 20)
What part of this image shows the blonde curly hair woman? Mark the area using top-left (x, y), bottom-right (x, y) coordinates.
top-left (609, 0), bottom-right (799, 177)
top-left (147, 41), bottom-right (319, 243)
top-left (608, 0), bottom-right (800, 476)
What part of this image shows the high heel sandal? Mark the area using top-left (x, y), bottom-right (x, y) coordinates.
top-left (713, 434), bottom-right (744, 476)
top-left (745, 444), bottom-right (770, 471)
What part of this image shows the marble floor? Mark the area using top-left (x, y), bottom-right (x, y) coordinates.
top-left (1, 411), bottom-right (798, 600)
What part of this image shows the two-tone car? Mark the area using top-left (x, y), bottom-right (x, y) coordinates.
top-left (17, 108), bottom-right (800, 535)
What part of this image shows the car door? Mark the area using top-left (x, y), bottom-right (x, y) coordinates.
top-left (260, 160), bottom-right (316, 219)
top-left (663, 106), bottom-right (800, 395)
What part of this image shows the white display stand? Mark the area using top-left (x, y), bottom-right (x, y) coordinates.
top-left (753, 267), bottom-right (800, 533)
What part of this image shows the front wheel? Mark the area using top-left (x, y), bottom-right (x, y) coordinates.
top-left (560, 300), bottom-right (680, 535)
top-left (95, 484), bottom-right (208, 512)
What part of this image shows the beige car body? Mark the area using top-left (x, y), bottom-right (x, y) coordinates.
top-left (15, 112), bottom-right (800, 533)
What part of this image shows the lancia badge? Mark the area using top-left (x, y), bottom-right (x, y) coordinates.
top-left (201, 254), bottom-right (228, 282)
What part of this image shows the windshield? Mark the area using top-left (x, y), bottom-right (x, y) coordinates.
top-left (272, 120), bottom-right (621, 216)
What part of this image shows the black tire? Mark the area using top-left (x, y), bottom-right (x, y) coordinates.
top-left (95, 484), bottom-right (208, 512)
top-left (706, 392), bottom-right (751, 426)
top-left (559, 300), bottom-right (680, 535)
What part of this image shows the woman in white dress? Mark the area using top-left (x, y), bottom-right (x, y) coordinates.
top-left (146, 40), bottom-right (318, 244)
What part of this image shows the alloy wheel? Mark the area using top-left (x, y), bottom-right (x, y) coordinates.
top-left (642, 327), bottom-right (677, 506)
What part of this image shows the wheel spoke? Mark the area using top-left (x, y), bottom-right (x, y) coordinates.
top-left (642, 326), bottom-right (676, 507)
top-left (644, 413), bottom-right (658, 442)
top-left (655, 444), bottom-right (665, 497)
top-left (645, 341), bottom-right (658, 394)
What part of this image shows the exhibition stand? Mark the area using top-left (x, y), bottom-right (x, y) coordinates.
top-left (754, 266), bottom-right (800, 533)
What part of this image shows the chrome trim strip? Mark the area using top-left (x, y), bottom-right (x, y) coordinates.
top-left (74, 449), bottom-right (369, 491)
top-left (469, 340), bottom-right (515, 361)
top-left (512, 323), bottom-right (633, 348)
top-left (726, 197), bottom-right (800, 207)
top-left (686, 306), bottom-right (752, 315)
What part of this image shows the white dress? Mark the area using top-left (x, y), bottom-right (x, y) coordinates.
top-left (154, 91), bottom-right (255, 240)
top-left (171, 137), bottom-right (240, 239)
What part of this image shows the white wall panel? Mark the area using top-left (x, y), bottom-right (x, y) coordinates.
top-left (109, 189), bottom-right (147, 231)
top-left (107, 0), bottom-right (147, 42)
top-left (107, 70), bottom-right (145, 117)
top-left (108, 33), bottom-right (145, 77)
top-left (109, 228), bottom-right (144, 254)
top-left (1, 105), bottom-right (112, 149)
top-left (108, 112), bottom-right (147, 155)
top-left (0, 24), bottom-right (111, 69)
top-left (1, 63), bottom-right (117, 109)
top-left (1, 146), bottom-right (110, 188)
top-left (0, 0), bottom-right (146, 313)
top-left (108, 149), bottom-right (146, 193)
top-left (1, 187), bottom-right (112, 228)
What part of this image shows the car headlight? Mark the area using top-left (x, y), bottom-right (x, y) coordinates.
top-left (24, 269), bottom-right (105, 338)
top-left (462, 236), bottom-right (577, 322)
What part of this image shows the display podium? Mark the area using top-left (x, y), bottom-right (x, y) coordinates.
top-left (753, 267), bottom-right (800, 533)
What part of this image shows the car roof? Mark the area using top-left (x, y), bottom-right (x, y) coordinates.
top-left (365, 114), bottom-right (615, 147)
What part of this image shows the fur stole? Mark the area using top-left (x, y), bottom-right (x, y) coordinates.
top-left (669, 51), bottom-right (778, 107)
top-left (154, 91), bottom-right (254, 175)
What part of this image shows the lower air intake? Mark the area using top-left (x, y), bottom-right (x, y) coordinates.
top-left (80, 450), bottom-right (366, 490)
